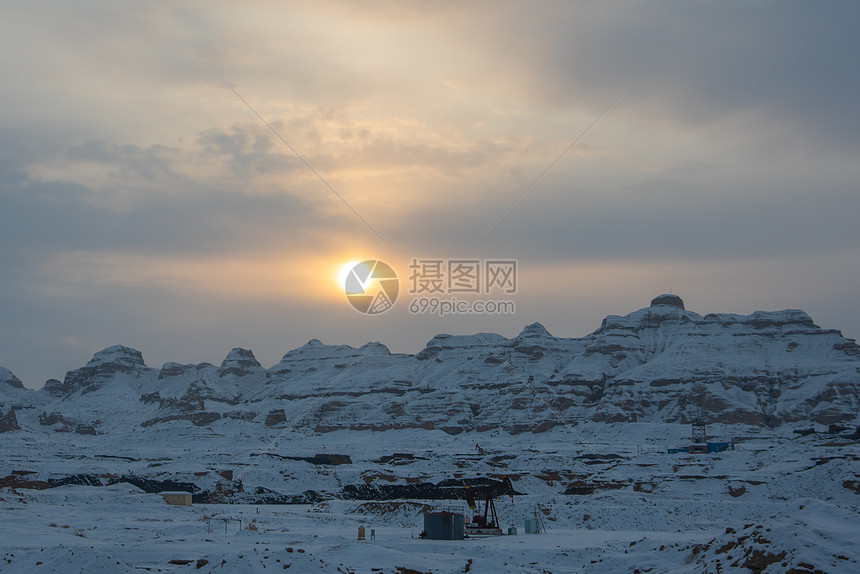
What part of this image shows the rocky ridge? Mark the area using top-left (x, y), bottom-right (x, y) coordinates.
top-left (1, 295), bottom-right (859, 434)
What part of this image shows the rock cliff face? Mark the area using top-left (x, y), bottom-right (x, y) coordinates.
top-left (47, 345), bottom-right (154, 397)
top-left (2, 296), bottom-right (859, 433)
top-left (0, 409), bottom-right (20, 432)
top-left (554, 302), bottom-right (858, 427)
top-left (0, 366), bottom-right (35, 412)
top-left (218, 348), bottom-right (268, 382)
top-left (0, 367), bottom-right (24, 389)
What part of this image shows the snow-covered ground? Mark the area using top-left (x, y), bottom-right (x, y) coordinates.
top-left (4, 298), bottom-right (858, 570)
top-left (2, 423), bottom-right (859, 572)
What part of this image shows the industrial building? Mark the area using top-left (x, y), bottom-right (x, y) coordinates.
top-left (422, 510), bottom-right (465, 540)
top-left (159, 491), bottom-right (192, 506)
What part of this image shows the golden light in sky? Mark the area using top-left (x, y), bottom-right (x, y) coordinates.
top-left (3, 1), bottom-right (859, 388)
top-left (337, 261), bottom-right (360, 292)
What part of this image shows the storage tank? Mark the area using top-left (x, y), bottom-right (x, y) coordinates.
top-left (423, 511), bottom-right (465, 540)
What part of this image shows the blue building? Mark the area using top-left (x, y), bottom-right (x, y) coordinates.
top-left (668, 442), bottom-right (735, 454)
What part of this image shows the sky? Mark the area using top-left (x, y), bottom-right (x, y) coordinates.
top-left (2, 1), bottom-right (859, 388)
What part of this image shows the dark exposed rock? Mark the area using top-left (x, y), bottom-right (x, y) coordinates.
top-left (312, 454), bottom-right (351, 465)
top-left (223, 410), bottom-right (257, 421)
top-left (190, 412), bottom-right (220, 426)
top-left (251, 452), bottom-right (352, 465)
top-left (39, 411), bottom-right (67, 426)
top-left (341, 477), bottom-right (518, 501)
top-left (374, 453), bottom-right (424, 465)
top-left (834, 341), bottom-right (860, 357)
top-left (74, 424), bottom-right (97, 435)
top-left (0, 472), bottom-right (103, 490)
top-left (158, 394), bottom-right (204, 412)
top-left (157, 362), bottom-right (214, 380)
top-left (232, 487), bottom-right (323, 505)
top-left (0, 409), bottom-right (21, 432)
top-left (47, 474), bottom-right (102, 488)
top-left (563, 485), bottom-right (595, 495)
top-left (415, 345), bottom-right (441, 361)
top-left (60, 345), bottom-right (151, 396)
top-left (219, 348), bottom-right (267, 380)
top-left (107, 475), bottom-right (207, 502)
top-left (742, 549), bottom-right (787, 573)
top-left (147, 382), bottom-right (232, 412)
top-left (141, 412), bottom-right (221, 427)
top-left (158, 362), bottom-right (189, 379)
top-left (43, 378), bottom-right (71, 398)
top-left (650, 294), bottom-right (685, 309)
top-left (265, 409), bottom-right (287, 426)
top-left (0, 367), bottom-right (24, 389)
top-left (313, 421), bottom-right (437, 433)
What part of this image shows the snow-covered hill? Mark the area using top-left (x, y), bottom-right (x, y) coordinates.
top-left (2, 295), bottom-right (858, 436)
top-left (2, 295), bottom-right (860, 572)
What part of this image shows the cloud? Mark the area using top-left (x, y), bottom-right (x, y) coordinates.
top-left (0, 170), bottom-right (326, 258)
top-left (393, 161), bottom-right (860, 264)
top-left (66, 140), bottom-right (181, 182)
top-left (458, 2), bottom-right (860, 151)
top-left (1, 1), bottom-right (859, 388)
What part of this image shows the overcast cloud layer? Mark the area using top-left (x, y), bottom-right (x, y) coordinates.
top-left (2, 1), bottom-right (859, 387)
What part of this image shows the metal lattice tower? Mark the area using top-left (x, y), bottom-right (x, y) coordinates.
top-left (691, 412), bottom-right (707, 444)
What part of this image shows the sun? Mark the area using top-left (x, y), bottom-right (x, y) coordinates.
top-left (337, 261), bottom-right (360, 291)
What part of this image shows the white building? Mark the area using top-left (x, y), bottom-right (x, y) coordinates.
top-left (159, 491), bottom-right (192, 506)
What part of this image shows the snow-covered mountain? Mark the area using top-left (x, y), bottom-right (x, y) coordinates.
top-left (2, 295), bottom-right (860, 573)
top-left (2, 295), bottom-right (858, 435)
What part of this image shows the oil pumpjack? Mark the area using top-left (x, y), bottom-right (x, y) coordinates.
top-left (464, 476), bottom-right (515, 536)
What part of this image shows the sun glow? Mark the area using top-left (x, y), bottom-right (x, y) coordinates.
top-left (337, 261), bottom-right (360, 290)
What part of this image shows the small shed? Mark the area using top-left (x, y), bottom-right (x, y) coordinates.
top-left (159, 491), bottom-right (192, 506)
top-left (423, 511), bottom-right (465, 540)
